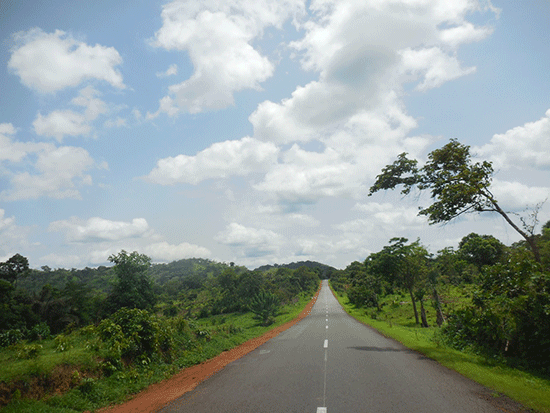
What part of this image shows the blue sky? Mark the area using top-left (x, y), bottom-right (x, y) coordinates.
top-left (1, 0), bottom-right (549, 269)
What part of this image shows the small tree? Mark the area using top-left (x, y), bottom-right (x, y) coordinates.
top-left (0, 253), bottom-right (29, 287)
top-left (249, 290), bottom-right (279, 326)
top-left (107, 250), bottom-right (155, 312)
top-left (369, 139), bottom-right (542, 262)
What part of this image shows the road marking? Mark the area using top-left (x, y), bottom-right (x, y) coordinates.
top-left (317, 408), bottom-right (327, 413)
top-left (326, 325), bottom-right (328, 329)
top-left (324, 339), bottom-right (328, 348)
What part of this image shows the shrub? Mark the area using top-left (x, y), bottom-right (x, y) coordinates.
top-left (16, 343), bottom-right (43, 359)
top-left (249, 290), bottom-right (279, 326)
top-left (27, 322), bottom-right (51, 341)
top-left (0, 329), bottom-right (24, 347)
top-left (96, 308), bottom-right (174, 369)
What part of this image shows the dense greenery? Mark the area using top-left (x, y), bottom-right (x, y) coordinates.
top-left (331, 223), bottom-right (550, 375)
top-left (0, 253), bottom-right (321, 410)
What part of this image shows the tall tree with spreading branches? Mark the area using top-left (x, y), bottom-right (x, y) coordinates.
top-left (369, 139), bottom-right (542, 262)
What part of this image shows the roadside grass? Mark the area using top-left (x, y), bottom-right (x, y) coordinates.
top-left (330, 282), bottom-right (550, 413)
top-left (1, 289), bottom-right (318, 413)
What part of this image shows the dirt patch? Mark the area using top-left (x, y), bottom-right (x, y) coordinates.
top-left (0, 363), bottom-right (98, 408)
top-left (99, 285), bottom-right (321, 413)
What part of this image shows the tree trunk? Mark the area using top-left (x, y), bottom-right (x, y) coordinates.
top-left (420, 300), bottom-right (429, 328)
top-left (409, 287), bottom-right (419, 325)
top-left (433, 287), bottom-right (445, 327)
top-left (490, 198), bottom-right (541, 262)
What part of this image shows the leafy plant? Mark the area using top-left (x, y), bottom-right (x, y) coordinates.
top-left (249, 290), bottom-right (280, 326)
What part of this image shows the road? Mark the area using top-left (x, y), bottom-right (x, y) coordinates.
top-left (159, 280), bottom-right (523, 413)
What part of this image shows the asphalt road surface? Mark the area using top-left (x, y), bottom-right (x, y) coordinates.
top-left (159, 280), bottom-right (522, 413)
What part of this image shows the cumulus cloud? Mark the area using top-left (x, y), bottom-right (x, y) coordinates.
top-left (143, 241), bottom-right (211, 261)
top-left (475, 109), bottom-right (550, 170)
top-left (0, 123), bottom-right (48, 162)
top-left (1, 143), bottom-right (96, 201)
top-left (146, 137), bottom-right (279, 185)
top-left (33, 86), bottom-right (108, 141)
top-left (8, 28), bottom-right (124, 93)
top-left (215, 222), bottom-right (282, 257)
top-left (33, 111), bottom-right (91, 141)
top-left (0, 210), bottom-right (30, 260)
top-left (400, 47), bottom-right (476, 91)
top-left (491, 179), bottom-right (549, 210)
top-left (49, 217), bottom-right (151, 242)
top-left (149, 0), bottom-right (304, 115)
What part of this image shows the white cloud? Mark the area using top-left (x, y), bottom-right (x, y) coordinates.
top-left (2, 145), bottom-right (95, 200)
top-left (150, 0), bottom-right (304, 114)
top-left (33, 110), bottom-right (91, 141)
top-left (0, 123), bottom-right (48, 162)
top-left (0, 210), bottom-right (30, 260)
top-left (491, 179), bottom-right (549, 210)
top-left (147, 137), bottom-right (279, 185)
top-left (156, 64), bottom-right (178, 78)
top-left (143, 241), bottom-right (211, 261)
top-left (33, 86), bottom-right (108, 141)
top-left (475, 109), bottom-right (550, 170)
top-left (215, 222), bottom-right (282, 257)
top-left (8, 28), bottom-right (124, 93)
top-left (49, 217), bottom-right (151, 242)
top-left (400, 47), bottom-right (476, 91)
top-left (39, 253), bottom-right (83, 268)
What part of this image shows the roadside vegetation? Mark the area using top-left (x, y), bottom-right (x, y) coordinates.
top-left (327, 138), bottom-right (550, 412)
top-left (0, 253), bottom-right (322, 412)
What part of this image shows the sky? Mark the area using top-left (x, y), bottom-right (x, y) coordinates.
top-left (1, 0), bottom-right (549, 270)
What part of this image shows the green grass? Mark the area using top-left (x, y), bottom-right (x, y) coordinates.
top-left (0, 289), bottom-right (318, 413)
top-left (330, 282), bottom-right (550, 413)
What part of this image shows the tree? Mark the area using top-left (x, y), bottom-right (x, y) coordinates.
top-left (369, 139), bottom-right (542, 262)
top-left (458, 233), bottom-right (505, 269)
top-left (368, 238), bottom-right (429, 325)
top-left (107, 250), bottom-right (155, 312)
top-left (0, 253), bottom-right (29, 287)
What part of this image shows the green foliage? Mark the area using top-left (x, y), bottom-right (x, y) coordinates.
top-left (0, 253), bottom-right (29, 284)
top-left (97, 308), bottom-right (172, 368)
top-left (442, 250), bottom-right (550, 373)
top-left (16, 343), bottom-right (43, 359)
top-left (369, 139), bottom-right (541, 262)
top-left (0, 329), bottom-right (24, 347)
top-left (248, 290), bottom-right (280, 326)
top-left (27, 322), bottom-right (51, 341)
top-left (107, 250), bottom-right (156, 312)
top-left (458, 233), bottom-right (505, 269)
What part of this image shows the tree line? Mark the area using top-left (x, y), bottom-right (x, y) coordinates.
top-left (0, 252), bottom-right (322, 345)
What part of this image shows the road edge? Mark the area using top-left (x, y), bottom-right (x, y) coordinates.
top-left (100, 282), bottom-right (323, 413)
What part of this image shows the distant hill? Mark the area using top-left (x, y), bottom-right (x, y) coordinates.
top-left (254, 261), bottom-right (337, 278)
top-left (18, 258), bottom-right (241, 294)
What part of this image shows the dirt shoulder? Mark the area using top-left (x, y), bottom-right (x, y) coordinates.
top-left (100, 286), bottom-right (321, 413)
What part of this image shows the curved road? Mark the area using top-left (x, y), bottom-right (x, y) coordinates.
top-left (160, 280), bottom-right (524, 413)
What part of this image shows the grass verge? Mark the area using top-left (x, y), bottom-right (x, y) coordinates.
top-left (329, 282), bottom-right (550, 413)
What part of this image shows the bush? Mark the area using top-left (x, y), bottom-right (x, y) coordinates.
top-left (16, 343), bottom-right (43, 359)
top-left (27, 322), bottom-right (51, 341)
top-left (442, 252), bottom-right (550, 373)
top-left (249, 290), bottom-right (279, 326)
top-left (97, 308), bottom-right (174, 368)
top-left (0, 329), bottom-right (24, 347)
